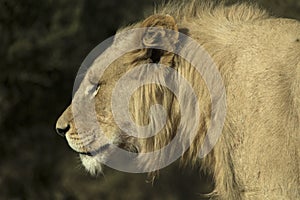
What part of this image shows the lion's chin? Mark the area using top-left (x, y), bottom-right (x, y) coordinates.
top-left (79, 153), bottom-right (106, 176)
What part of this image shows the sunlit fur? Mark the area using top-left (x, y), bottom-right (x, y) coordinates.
top-left (56, 1), bottom-right (300, 199)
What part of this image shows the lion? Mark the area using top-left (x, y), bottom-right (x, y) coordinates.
top-left (56, 1), bottom-right (300, 199)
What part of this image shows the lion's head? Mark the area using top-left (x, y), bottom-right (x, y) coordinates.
top-left (55, 14), bottom-right (213, 175)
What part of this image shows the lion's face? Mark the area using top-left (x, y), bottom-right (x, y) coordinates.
top-left (56, 61), bottom-right (129, 174)
top-left (56, 15), bottom-right (182, 174)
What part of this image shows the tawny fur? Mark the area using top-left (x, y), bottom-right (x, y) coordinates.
top-left (56, 1), bottom-right (300, 199)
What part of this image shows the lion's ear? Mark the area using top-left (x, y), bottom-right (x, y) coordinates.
top-left (141, 15), bottom-right (179, 64)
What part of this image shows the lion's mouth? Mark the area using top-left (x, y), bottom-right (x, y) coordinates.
top-left (78, 144), bottom-right (111, 156)
top-left (74, 135), bottom-right (139, 157)
top-left (78, 140), bottom-right (140, 175)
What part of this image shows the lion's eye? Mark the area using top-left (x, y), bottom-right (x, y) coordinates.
top-left (85, 83), bottom-right (100, 98)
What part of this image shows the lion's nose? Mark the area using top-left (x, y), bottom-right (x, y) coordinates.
top-left (56, 124), bottom-right (70, 137)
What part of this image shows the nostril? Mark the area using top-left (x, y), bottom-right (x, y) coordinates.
top-left (56, 124), bottom-right (70, 137)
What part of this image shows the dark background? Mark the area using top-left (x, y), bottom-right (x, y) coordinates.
top-left (1, 0), bottom-right (299, 199)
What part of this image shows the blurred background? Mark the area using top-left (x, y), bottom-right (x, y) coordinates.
top-left (0, 0), bottom-right (299, 199)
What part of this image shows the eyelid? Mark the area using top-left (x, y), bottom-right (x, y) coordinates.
top-left (88, 78), bottom-right (99, 85)
top-left (87, 71), bottom-right (99, 85)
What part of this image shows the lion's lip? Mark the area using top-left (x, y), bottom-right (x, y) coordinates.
top-left (79, 144), bottom-right (110, 156)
